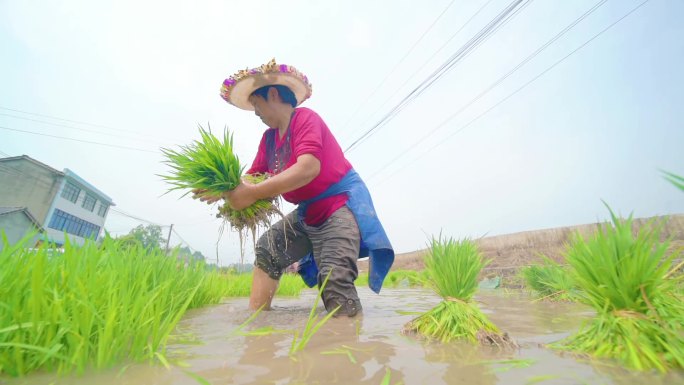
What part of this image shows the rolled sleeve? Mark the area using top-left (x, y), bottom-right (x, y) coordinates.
top-left (292, 110), bottom-right (323, 160)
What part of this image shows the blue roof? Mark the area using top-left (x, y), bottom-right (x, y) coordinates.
top-left (63, 168), bottom-right (115, 205)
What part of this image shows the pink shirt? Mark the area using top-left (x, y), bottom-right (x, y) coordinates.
top-left (247, 107), bottom-right (352, 225)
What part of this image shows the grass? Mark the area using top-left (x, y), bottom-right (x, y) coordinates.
top-left (551, 207), bottom-right (684, 372)
top-left (403, 236), bottom-right (515, 347)
top-left (0, 233), bottom-right (232, 377)
top-left (520, 257), bottom-right (578, 301)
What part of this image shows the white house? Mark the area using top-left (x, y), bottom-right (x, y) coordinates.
top-left (0, 155), bottom-right (114, 247)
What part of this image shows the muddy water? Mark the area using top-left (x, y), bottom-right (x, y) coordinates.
top-left (6, 289), bottom-right (684, 385)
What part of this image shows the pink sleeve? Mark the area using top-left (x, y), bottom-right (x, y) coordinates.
top-left (292, 110), bottom-right (323, 160)
top-left (246, 132), bottom-right (269, 174)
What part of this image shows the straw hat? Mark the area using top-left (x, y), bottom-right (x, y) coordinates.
top-left (220, 58), bottom-right (313, 111)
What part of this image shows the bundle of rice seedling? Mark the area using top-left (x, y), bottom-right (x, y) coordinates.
top-left (520, 256), bottom-right (578, 301)
top-left (161, 125), bottom-right (281, 257)
top-left (403, 236), bottom-right (515, 347)
top-left (552, 208), bottom-right (684, 372)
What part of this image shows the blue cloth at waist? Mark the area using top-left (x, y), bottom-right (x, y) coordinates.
top-left (296, 169), bottom-right (394, 293)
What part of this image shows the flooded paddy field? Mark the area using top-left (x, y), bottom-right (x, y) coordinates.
top-left (6, 288), bottom-right (684, 385)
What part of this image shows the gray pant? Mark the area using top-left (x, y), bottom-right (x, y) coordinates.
top-left (254, 206), bottom-right (362, 316)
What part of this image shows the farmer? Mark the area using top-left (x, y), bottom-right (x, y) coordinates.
top-left (199, 59), bottom-right (394, 317)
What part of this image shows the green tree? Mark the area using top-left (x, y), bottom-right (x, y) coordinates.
top-left (117, 224), bottom-right (165, 251)
top-left (174, 245), bottom-right (206, 262)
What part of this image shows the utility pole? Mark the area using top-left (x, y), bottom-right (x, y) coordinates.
top-left (165, 224), bottom-right (174, 255)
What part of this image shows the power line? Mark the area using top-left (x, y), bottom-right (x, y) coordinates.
top-left (0, 105), bottom-right (158, 139)
top-left (342, 0), bottom-right (497, 143)
top-left (110, 208), bottom-right (167, 227)
top-left (366, 0), bottom-right (608, 181)
top-left (372, 0), bottom-right (653, 185)
top-left (174, 217), bottom-right (220, 226)
top-left (338, 0), bottom-right (457, 133)
top-left (172, 228), bottom-right (197, 252)
top-left (0, 125), bottom-right (159, 154)
top-left (347, 0), bottom-right (532, 151)
top-left (344, 0), bottom-right (531, 153)
top-left (0, 112), bottom-right (164, 145)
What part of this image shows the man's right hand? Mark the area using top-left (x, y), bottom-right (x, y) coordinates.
top-left (192, 188), bottom-right (223, 205)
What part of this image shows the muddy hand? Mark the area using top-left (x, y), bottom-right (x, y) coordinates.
top-left (192, 188), bottom-right (223, 205)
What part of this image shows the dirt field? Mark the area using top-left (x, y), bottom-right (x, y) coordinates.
top-left (359, 214), bottom-right (684, 280)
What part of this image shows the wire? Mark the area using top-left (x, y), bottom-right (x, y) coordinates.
top-left (367, 0), bottom-right (608, 180)
top-left (0, 125), bottom-right (159, 153)
top-left (344, 0), bottom-right (531, 153)
top-left (0, 105), bottom-right (160, 139)
top-left (343, 0), bottom-right (497, 143)
top-left (0, 112), bottom-right (164, 145)
top-left (373, 0), bottom-right (653, 185)
top-left (172, 228), bottom-right (196, 252)
top-left (110, 208), bottom-right (166, 227)
top-left (349, 0), bottom-right (532, 151)
top-left (338, 0), bottom-right (457, 133)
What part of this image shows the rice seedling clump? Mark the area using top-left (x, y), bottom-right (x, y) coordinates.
top-left (403, 236), bottom-right (515, 347)
top-left (520, 257), bottom-right (578, 301)
top-left (0, 234), bottom-right (232, 376)
top-left (160, 126), bottom-right (281, 256)
top-left (552, 209), bottom-right (684, 372)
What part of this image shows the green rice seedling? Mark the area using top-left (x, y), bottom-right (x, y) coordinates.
top-left (277, 274), bottom-right (309, 296)
top-left (661, 170), bottom-right (684, 192)
top-left (525, 374), bottom-right (561, 384)
top-left (289, 271), bottom-right (339, 357)
top-left (161, 126), bottom-right (243, 195)
top-left (403, 236), bottom-right (515, 347)
top-left (320, 346), bottom-right (358, 364)
top-left (355, 270), bottom-right (428, 289)
top-left (355, 271), bottom-right (369, 287)
top-left (481, 358), bottom-right (536, 373)
top-left (216, 272), bottom-right (307, 297)
top-left (231, 304), bottom-right (289, 337)
top-left (552, 207), bottom-right (684, 372)
top-left (380, 367), bottom-right (403, 385)
top-left (385, 270), bottom-right (428, 288)
top-left (0, 234), bottom-right (229, 377)
top-left (160, 125), bottom-right (282, 261)
top-left (520, 257), bottom-right (578, 301)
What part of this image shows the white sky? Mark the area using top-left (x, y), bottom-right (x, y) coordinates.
top-left (1, 0), bottom-right (683, 265)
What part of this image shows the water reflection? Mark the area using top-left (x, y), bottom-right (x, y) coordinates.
top-left (422, 342), bottom-right (498, 385)
top-left (192, 314), bottom-right (404, 384)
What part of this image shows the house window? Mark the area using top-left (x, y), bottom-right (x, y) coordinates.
top-left (48, 209), bottom-right (101, 239)
top-left (61, 182), bottom-right (81, 203)
top-left (82, 194), bottom-right (96, 212)
top-left (97, 202), bottom-right (109, 217)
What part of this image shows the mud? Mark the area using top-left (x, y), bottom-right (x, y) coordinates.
top-left (6, 288), bottom-right (684, 385)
